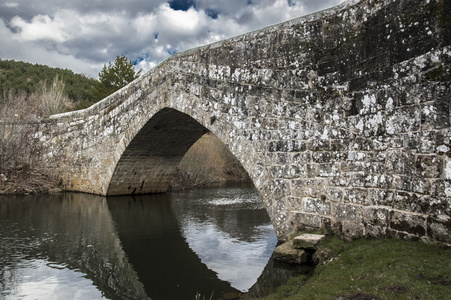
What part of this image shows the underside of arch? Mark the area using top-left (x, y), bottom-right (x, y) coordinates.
top-left (107, 108), bottom-right (209, 196)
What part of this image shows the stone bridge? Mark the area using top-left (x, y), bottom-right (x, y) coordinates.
top-left (32, 0), bottom-right (450, 243)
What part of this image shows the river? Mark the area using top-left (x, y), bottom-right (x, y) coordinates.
top-left (0, 186), bottom-right (305, 300)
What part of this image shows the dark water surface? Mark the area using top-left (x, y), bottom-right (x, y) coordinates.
top-left (0, 186), bottom-right (299, 300)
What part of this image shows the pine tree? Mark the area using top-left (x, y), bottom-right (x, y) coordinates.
top-left (92, 55), bottom-right (141, 101)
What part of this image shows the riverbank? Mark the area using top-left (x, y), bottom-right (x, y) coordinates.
top-left (0, 168), bottom-right (60, 195)
top-left (256, 237), bottom-right (451, 300)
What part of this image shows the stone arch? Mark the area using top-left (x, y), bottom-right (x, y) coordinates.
top-left (105, 107), bottom-right (270, 206)
top-left (107, 108), bottom-right (209, 196)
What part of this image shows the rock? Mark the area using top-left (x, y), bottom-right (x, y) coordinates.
top-left (222, 292), bottom-right (241, 299)
top-left (49, 187), bottom-right (63, 193)
top-left (427, 215), bottom-right (451, 244)
top-left (273, 240), bottom-right (310, 264)
top-left (293, 233), bottom-right (325, 250)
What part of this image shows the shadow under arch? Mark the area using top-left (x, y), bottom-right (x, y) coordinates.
top-left (107, 108), bottom-right (209, 196)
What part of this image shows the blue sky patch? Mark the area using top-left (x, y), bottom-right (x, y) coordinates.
top-left (168, 0), bottom-right (196, 11)
top-left (205, 9), bottom-right (219, 19)
top-left (135, 54), bottom-right (150, 65)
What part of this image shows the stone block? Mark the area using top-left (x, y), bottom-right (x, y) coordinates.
top-left (386, 106), bottom-right (421, 135)
top-left (292, 178), bottom-right (328, 198)
top-left (421, 101), bottom-right (450, 131)
top-left (318, 163), bottom-right (341, 177)
top-left (445, 157), bottom-right (451, 180)
top-left (293, 233), bottom-right (325, 250)
top-left (369, 189), bottom-right (394, 207)
top-left (328, 187), bottom-right (343, 203)
top-left (302, 197), bottom-right (331, 215)
top-left (343, 188), bottom-right (369, 205)
top-left (341, 220), bottom-right (364, 241)
top-left (290, 212), bottom-right (324, 231)
top-left (362, 207), bottom-right (390, 237)
top-left (292, 152), bottom-right (312, 165)
top-left (415, 155), bottom-right (442, 179)
top-left (273, 241), bottom-right (311, 264)
top-left (333, 203), bottom-right (362, 222)
top-left (389, 210), bottom-right (427, 237)
top-left (427, 215), bottom-right (451, 244)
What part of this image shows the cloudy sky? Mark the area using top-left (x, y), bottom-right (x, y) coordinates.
top-left (0, 0), bottom-right (344, 78)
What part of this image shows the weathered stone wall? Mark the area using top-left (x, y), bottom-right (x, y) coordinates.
top-left (33, 0), bottom-right (451, 244)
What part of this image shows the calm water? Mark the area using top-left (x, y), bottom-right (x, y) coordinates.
top-left (0, 186), bottom-right (301, 300)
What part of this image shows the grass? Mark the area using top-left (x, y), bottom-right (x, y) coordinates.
top-left (258, 238), bottom-right (451, 300)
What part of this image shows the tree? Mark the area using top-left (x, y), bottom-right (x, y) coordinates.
top-left (92, 55), bottom-right (142, 101)
top-left (38, 75), bottom-right (70, 117)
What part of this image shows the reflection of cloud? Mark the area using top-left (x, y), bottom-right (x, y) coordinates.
top-left (4, 259), bottom-right (106, 299)
top-left (208, 195), bottom-right (262, 208)
top-left (181, 220), bottom-right (277, 292)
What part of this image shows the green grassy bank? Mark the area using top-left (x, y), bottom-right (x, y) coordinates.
top-left (259, 237), bottom-right (451, 300)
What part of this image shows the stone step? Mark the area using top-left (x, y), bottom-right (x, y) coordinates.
top-left (273, 240), bottom-right (310, 264)
top-left (293, 233), bottom-right (325, 250)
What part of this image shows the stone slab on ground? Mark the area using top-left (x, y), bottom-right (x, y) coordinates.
top-left (293, 233), bottom-right (325, 250)
top-left (273, 240), bottom-right (311, 264)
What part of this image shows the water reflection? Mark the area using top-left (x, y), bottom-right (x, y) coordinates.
top-left (0, 193), bottom-right (148, 300)
top-left (107, 186), bottom-right (277, 299)
top-left (2, 259), bottom-right (106, 299)
top-left (170, 187), bottom-right (278, 292)
top-left (1, 187), bottom-right (280, 300)
top-left (107, 193), bottom-right (235, 299)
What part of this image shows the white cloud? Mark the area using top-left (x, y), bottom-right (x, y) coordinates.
top-left (3, 2), bottom-right (19, 8)
top-left (0, 0), bottom-right (344, 77)
top-left (0, 18), bottom-right (99, 76)
top-left (10, 14), bottom-right (67, 42)
top-left (159, 5), bottom-right (202, 33)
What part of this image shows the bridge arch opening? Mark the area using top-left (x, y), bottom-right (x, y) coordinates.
top-left (106, 107), bottom-right (257, 198)
top-left (107, 108), bottom-right (209, 196)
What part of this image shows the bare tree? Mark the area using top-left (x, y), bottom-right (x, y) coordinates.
top-left (0, 90), bottom-right (56, 193)
top-left (38, 75), bottom-right (70, 117)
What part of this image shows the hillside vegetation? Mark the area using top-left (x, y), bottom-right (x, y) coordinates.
top-left (0, 59), bottom-right (99, 109)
